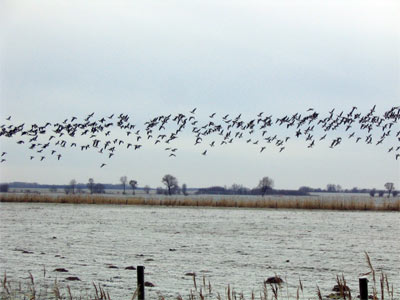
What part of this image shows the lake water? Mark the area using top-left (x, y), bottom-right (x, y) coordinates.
top-left (0, 202), bottom-right (399, 299)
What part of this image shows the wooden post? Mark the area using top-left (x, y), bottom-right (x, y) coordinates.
top-left (137, 266), bottom-right (145, 300)
top-left (359, 277), bottom-right (368, 300)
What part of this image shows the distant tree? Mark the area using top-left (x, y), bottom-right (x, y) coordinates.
top-left (120, 176), bottom-right (127, 194)
top-left (49, 187), bottom-right (57, 193)
top-left (195, 186), bottom-right (228, 195)
top-left (0, 184), bottom-right (9, 193)
top-left (162, 174), bottom-right (179, 195)
top-left (144, 185), bottom-right (151, 194)
top-left (326, 184), bottom-right (337, 192)
top-left (299, 186), bottom-right (312, 193)
top-left (87, 178), bottom-right (94, 194)
top-left (156, 187), bottom-right (165, 195)
top-left (129, 180), bottom-right (138, 195)
top-left (392, 190), bottom-right (398, 197)
top-left (176, 186), bottom-right (182, 194)
top-left (231, 183), bottom-right (241, 194)
top-left (70, 179), bottom-right (76, 194)
top-left (93, 183), bottom-right (105, 194)
top-left (258, 177), bottom-right (274, 196)
top-left (384, 182), bottom-right (394, 198)
top-left (182, 183), bottom-right (188, 196)
top-left (369, 189), bottom-right (376, 197)
top-left (230, 183), bottom-right (249, 195)
top-left (241, 187), bottom-right (250, 195)
top-left (378, 190), bottom-right (384, 197)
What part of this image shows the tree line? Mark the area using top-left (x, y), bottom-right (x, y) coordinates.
top-left (0, 178), bottom-right (397, 197)
top-left (299, 183), bottom-right (398, 197)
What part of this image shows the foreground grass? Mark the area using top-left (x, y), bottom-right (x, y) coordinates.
top-left (1, 271), bottom-right (120, 300)
top-left (0, 254), bottom-right (395, 300)
top-left (0, 193), bottom-right (399, 211)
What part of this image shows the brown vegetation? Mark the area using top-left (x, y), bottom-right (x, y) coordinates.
top-left (0, 253), bottom-right (395, 299)
top-left (0, 193), bottom-right (399, 211)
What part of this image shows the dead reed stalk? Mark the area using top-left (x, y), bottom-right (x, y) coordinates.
top-left (1, 193), bottom-right (399, 211)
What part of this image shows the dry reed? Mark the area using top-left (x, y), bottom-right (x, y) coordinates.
top-left (1, 193), bottom-right (399, 211)
top-left (0, 271), bottom-right (137, 300)
top-left (1, 259), bottom-right (395, 300)
top-left (364, 252), bottom-right (395, 300)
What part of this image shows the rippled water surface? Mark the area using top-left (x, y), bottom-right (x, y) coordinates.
top-left (0, 203), bottom-right (399, 299)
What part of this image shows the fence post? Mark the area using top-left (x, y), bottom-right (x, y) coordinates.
top-left (359, 277), bottom-right (368, 300)
top-left (137, 266), bottom-right (145, 300)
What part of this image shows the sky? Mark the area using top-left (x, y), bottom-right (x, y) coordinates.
top-left (0, 0), bottom-right (399, 190)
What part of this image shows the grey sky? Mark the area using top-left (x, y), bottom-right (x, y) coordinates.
top-left (0, 0), bottom-right (399, 190)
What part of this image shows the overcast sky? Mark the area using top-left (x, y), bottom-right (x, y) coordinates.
top-left (0, 0), bottom-right (399, 190)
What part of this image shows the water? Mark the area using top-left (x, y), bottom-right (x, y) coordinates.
top-left (0, 202), bottom-right (399, 299)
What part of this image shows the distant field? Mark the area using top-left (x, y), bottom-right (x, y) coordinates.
top-left (1, 192), bottom-right (399, 211)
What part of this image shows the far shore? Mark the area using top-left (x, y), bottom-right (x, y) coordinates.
top-left (1, 193), bottom-right (399, 211)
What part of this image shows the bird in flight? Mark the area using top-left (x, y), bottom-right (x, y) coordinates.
top-left (1, 104), bottom-right (399, 165)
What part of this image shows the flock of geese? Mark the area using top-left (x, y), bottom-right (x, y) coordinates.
top-left (0, 105), bottom-right (399, 167)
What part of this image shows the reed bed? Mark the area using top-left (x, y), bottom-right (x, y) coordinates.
top-left (0, 253), bottom-right (395, 300)
top-left (0, 270), bottom-right (117, 300)
top-left (0, 193), bottom-right (399, 211)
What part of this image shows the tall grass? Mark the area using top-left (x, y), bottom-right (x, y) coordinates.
top-left (0, 193), bottom-right (399, 211)
top-left (1, 254), bottom-right (395, 300)
top-left (0, 270), bottom-right (120, 300)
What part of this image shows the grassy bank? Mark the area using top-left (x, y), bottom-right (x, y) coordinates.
top-left (0, 193), bottom-right (399, 211)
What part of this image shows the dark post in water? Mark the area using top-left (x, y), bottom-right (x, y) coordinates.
top-left (138, 266), bottom-right (145, 300)
top-left (359, 277), bottom-right (368, 300)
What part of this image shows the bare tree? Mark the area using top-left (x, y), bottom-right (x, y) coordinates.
top-left (369, 188), bottom-right (376, 197)
top-left (258, 177), bottom-right (274, 196)
top-left (156, 187), bottom-right (165, 195)
top-left (87, 178), bottom-right (94, 194)
top-left (231, 183), bottom-right (248, 195)
top-left (384, 182), bottom-right (394, 198)
top-left (120, 176), bottom-right (127, 194)
top-left (64, 186), bottom-right (70, 194)
top-left (70, 179), bottom-right (77, 194)
top-left (182, 183), bottom-right (188, 196)
top-left (326, 184), bottom-right (337, 192)
top-left (129, 180), bottom-right (138, 195)
top-left (144, 185), bottom-right (151, 194)
top-left (93, 183), bottom-right (105, 194)
top-left (162, 174), bottom-right (179, 195)
top-left (0, 184), bottom-right (9, 193)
